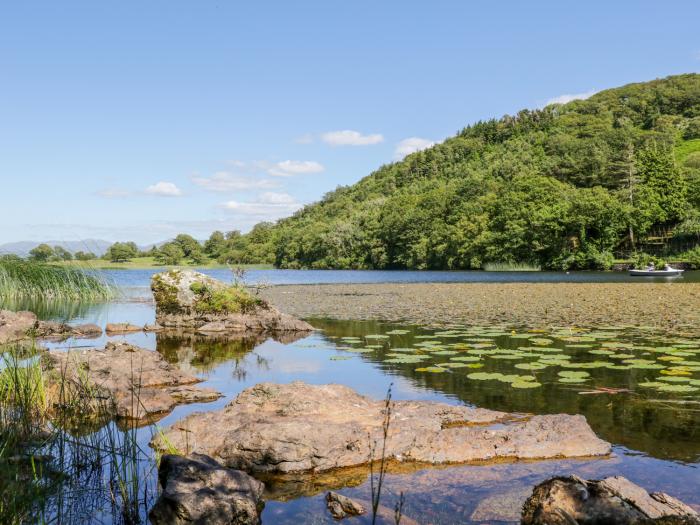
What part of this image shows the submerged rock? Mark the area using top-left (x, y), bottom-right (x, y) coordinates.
top-left (150, 269), bottom-right (313, 332)
top-left (325, 491), bottom-right (366, 519)
top-left (153, 382), bottom-right (610, 474)
top-left (0, 309), bottom-right (37, 344)
top-left (43, 341), bottom-right (220, 421)
top-left (149, 453), bottom-right (264, 525)
top-left (36, 321), bottom-right (102, 339)
top-left (521, 475), bottom-right (700, 525)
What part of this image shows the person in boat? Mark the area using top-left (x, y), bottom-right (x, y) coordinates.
top-left (647, 262), bottom-right (655, 271)
top-left (664, 263), bottom-right (673, 271)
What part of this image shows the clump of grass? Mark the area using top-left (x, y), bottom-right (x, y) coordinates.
top-left (482, 262), bottom-right (541, 272)
top-left (0, 259), bottom-right (115, 302)
top-left (190, 282), bottom-right (266, 314)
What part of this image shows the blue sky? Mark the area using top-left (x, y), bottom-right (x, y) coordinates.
top-left (1, 1), bottom-right (699, 245)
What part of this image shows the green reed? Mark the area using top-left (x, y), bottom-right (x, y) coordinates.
top-left (0, 343), bottom-right (157, 525)
top-left (482, 261), bottom-right (542, 271)
top-left (0, 259), bottom-right (115, 302)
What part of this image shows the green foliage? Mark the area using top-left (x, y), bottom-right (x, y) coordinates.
top-left (52, 246), bottom-right (73, 261)
top-left (28, 243), bottom-right (53, 262)
top-left (104, 242), bottom-right (138, 263)
top-left (155, 242), bottom-right (185, 265)
top-left (0, 259), bottom-right (115, 301)
top-left (236, 74), bottom-right (700, 270)
top-left (73, 250), bottom-right (96, 261)
top-left (678, 246), bottom-right (700, 269)
top-left (190, 282), bottom-right (265, 314)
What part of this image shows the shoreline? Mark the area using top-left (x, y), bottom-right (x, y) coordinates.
top-left (262, 282), bottom-right (700, 332)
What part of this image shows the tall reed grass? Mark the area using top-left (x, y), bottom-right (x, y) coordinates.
top-left (0, 259), bottom-right (115, 302)
top-left (482, 262), bottom-right (541, 272)
top-left (0, 343), bottom-right (157, 524)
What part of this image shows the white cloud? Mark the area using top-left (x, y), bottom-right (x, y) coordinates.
top-left (321, 130), bottom-right (384, 146)
top-left (145, 181), bottom-right (183, 197)
top-left (191, 171), bottom-right (280, 192)
top-left (221, 192), bottom-right (303, 218)
top-left (545, 89), bottom-right (597, 106)
top-left (394, 137), bottom-right (436, 160)
top-left (267, 160), bottom-right (324, 177)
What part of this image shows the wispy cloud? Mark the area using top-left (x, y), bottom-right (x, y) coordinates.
top-left (267, 160), bottom-right (324, 177)
top-left (145, 181), bottom-right (183, 197)
top-left (321, 130), bottom-right (384, 146)
top-left (221, 191), bottom-right (303, 218)
top-left (544, 89), bottom-right (597, 106)
top-left (394, 137), bottom-right (435, 160)
top-left (191, 171), bottom-right (281, 192)
top-left (220, 159), bottom-right (324, 178)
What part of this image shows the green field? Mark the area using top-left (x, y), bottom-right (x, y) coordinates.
top-left (57, 257), bottom-right (274, 271)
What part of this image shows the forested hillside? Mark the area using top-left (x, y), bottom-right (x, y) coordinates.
top-left (243, 74), bottom-right (700, 270)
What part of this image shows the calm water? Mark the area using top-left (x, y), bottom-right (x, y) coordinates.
top-left (99, 268), bottom-right (700, 298)
top-left (33, 292), bottom-right (700, 524)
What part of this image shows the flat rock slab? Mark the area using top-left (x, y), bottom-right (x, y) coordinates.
top-left (0, 309), bottom-right (37, 344)
top-left (105, 322), bottom-right (144, 334)
top-left (44, 341), bottom-right (220, 421)
top-left (37, 321), bottom-right (102, 339)
top-left (151, 269), bottom-right (313, 332)
top-left (522, 475), bottom-right (700, 525)
top-left (154, 382), bottom-right (610, 474)
top-left (149, 453), bottom-right (264, 525)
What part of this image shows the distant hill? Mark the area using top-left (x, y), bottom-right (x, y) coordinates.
top-left (242, 73), bottom-right (700, 270)
top-left (0, 239), bottom-right (113, 257)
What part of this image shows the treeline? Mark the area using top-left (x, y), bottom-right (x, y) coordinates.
top-left (102, 225), bottom-right (275, 265)
top-left (240, 73), bottom-right (700, 270)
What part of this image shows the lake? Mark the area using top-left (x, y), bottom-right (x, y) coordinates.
top-left (25, 270), bottom-right (700, 524)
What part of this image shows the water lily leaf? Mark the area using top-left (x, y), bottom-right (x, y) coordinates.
top-left (415, 366), bottom-right (447, 373)
top-left (385, 329), bottom-right (411, 335)
top-left (511, 380), bottom-right (542, 389)
top-left (515, 362), bottom-right (549, 370)
top-left (657, 384), bottom-right (699, 393)
top-left (450, 356), bottom-right (481, 362)
top-left (530, 338), bottom-right (553, 346)
top-left (365, 334), bottom-right (390, 340)
top-left (558, 377), bottom-right (588, 383)
top-left (558, 371), bottom-right (591, 378)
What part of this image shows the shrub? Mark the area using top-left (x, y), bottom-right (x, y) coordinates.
top-left (189, 282), bottom-right (265, 314)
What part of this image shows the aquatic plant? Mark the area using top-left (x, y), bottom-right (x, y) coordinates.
top-left (0, 259), bottom-right (115, 302)
top-left (482, 262), bottom-right (542, 272)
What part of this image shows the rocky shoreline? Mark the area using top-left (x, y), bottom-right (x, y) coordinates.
top-left (261, 282), bottom-right (700, 332)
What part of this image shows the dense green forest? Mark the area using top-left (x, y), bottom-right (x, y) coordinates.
top-left (225, 73), bottom-right (700, 270)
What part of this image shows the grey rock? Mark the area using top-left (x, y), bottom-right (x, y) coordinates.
top-left (522, 475), bottom-right (700, 525)
top-left (326, 491), bottom-right (366, 519)
top-left (0, 309), bottom-right (37, 344)
top-left (151, 269), bottom-right (313, 332)
top-left (149, 453), bottom-right (264, 525)
top-left (154, 382), bottom-right (610, 474)
top-left (43, 341), bottom-right (220, 421)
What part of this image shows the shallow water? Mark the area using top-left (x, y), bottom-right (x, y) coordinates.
top-left (34, 297), bottom-right (700, 524)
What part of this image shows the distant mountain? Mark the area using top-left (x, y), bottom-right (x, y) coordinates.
top-left (0, 239), bottom-right (113, 257)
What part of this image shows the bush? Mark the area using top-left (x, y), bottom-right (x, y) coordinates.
top-left (189, 282), bottom-right (265, 314)
top-left (678, 247), bottom-right (700, 269)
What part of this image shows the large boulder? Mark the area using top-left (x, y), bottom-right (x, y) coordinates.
top-left (521, 475), bottom-right (700, 525)
top-left (151, 270), bottom-right (313, 332)
top-left (153, 382), bottom-right (610, 474)
top-left (149, 453), bottom-right (265, 525)
top-left (0, 309), bottom-right (37, 344)
top-left (43, 341), bottom-right (220, 421)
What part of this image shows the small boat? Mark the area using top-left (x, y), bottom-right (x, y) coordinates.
top-left (629, 267), bottom-right (684, 277)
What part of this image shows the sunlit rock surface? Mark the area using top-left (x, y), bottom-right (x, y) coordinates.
top-left (154, 381), bottom-right (611, 474)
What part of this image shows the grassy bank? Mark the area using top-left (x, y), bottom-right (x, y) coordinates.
top-left (58, 257), bottom-right (274, 271)
top-left (0, 260), bottom-right (115, 302)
